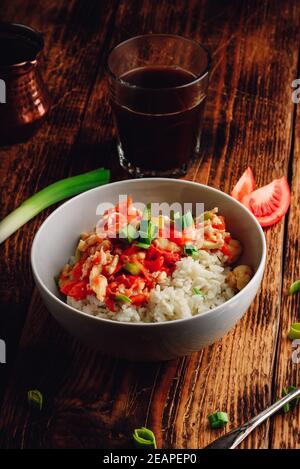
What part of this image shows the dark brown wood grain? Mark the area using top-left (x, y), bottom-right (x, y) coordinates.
top-left (0, 0), bottom-right (119, 397)
top-left (0, 0), bottom-right (299, 449)
top-left (270, 88), bottom-right (300, 449)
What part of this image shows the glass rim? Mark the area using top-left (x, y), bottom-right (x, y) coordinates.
top-left (105, 33), bottom-right (211, 91)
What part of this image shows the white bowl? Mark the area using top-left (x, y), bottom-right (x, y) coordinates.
top-left (31, 179), bottom-right (266, 361)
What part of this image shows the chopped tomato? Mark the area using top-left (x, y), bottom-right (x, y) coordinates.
top-left (231, 167), bottom-right (255, 202)
top-left (212, 215), bottom-right (225, 230)
top-left (131, 294), bottom-right (147, 305)
top-left (168, 226), bottom-right (194, 246)
top-left (138, 263), bottom-right (154, 284)
top-left (105, 296), bottom-right (116, 312)
top-left (71, 261), bottom-right (84, 281)
top-left (60, 279), bottom-right (78, 296)
top-left (67, 281), bottom-right (89, 300)
top-left (144, 256), bottom-right (164, 273)
top-left (242, 177), bottom-right (291, 227)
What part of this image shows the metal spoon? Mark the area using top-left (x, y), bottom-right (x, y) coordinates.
top-left (205, 387), bottom-right (300, 449)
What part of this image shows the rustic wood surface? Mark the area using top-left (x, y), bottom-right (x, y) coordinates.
top-left (0, 0), bottom-right (299, 449)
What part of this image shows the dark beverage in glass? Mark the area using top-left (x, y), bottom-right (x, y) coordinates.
top-left (106, 35), bottom-right (210, 177)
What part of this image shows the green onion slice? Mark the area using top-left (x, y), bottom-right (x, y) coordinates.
top-left (136, 242), bottom-right (151, 249)
top-left (139, 206), bottom-right (158, 244)
top-left (0, 167), bottom-right (110, 244)
top-left (208, 411), bottom-right (229, 429)
top-left (287, 386), bottom-right (300, 408)
top-left (174, 211), bottom-right (194, 231)
top-left (281, 386), bottom-right (299, 412)
top-left (133, 427), bottom-right (157, 449)
top-left (184, 243), bottom-right (198, 256)
top-left (119, 224), bottom-right (138, 243)
top-left (281, 387), bottom-right (290, 413)
top-left (123, 262), bottom-right (141, 275)
top-left (290, 280), bottom-right (300, 295)
top-left (28, 389), bottom-right (43, 411)
top-left (288, 323), bottom-right (300, 340)
top-left (193, 287), bottom-right (204, 297)
top-left (115, 294), bottom-right (132, 303)
top-left (182, 211), bottom-right (194, 229)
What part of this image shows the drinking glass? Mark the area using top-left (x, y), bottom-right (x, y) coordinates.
top-left (106, 34), bottom-right (210, 177)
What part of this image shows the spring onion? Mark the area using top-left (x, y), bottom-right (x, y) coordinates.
top-left (281, 386), bottom-right (299, 413)
top-left (139, 206), bottom-right (158, 245)
top-left (174, 211), bottom-right (194, 231)
top-left (288, 323), bottom-right (300, 340)
top-left (208, 411), bottom-right (229, 429)
top-left (184, 244), bottom-right (198, 256)
top-left (281, 387), bottom-right (290, 413)
top-left (133, 427), bottom-right (157, 449)
top-left (119, 224), bottom-right (138, 243)
top-left (115, 293), bottom-right (132, 303)
top-left (27, 389), bottom-right (43, 411)
top-left (193, 287), bottom-right (204, 297)
top-left (290, 280), bottom-right (300, 295)
top-left (136, 242), bottom-right (151, 249)
top-left (123, 262), bottom-right (141, 275)
top-left (287, 386), bottom-right (300, 408)
top-left (182, 211), bottom-right (194, 229)
top-left (0, 167), bottom-right (110, 244)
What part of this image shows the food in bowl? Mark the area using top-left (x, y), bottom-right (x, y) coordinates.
top-left (58, 197), bottom-right (253, 323)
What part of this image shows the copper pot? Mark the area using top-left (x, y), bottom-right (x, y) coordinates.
top-left (0, 23), bottom-right (51, 145)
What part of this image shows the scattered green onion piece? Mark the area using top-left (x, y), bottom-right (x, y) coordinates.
top-left (139, 207), bottom-right (158, 244)
top-left (149, 221), bottom-right (158, 240)
top-left (140, 209), bottom-right (149, 240)
top-left (28, 389), bottom-right (43, 411)
top-left (136, 242), bottom-right (151, 249)
top-left (290, 280), bottom-right (300, 295)
top-left (0, 167), bottom-right (110, 244)
top-left (287, 385), bottom-right (300, 408)
top-left (174, 211), bottom-right (194, 231)
top-left (281, 387), bottom-right (290, 413)
top-left (184, 243), bottom-right (198, 256)
top-left (208, 411), bottom-right (229, 429)
top-left (182, 211), bottom-right (194, 229)
top-left (133, 427), bottom-right (157, 449)
top-left (123, 262), bottom-right (141, 275)
top-left (119, 224), bottom-right (138, 243)
top-left (193, 287), bottom-right (204, 297)
top-left (281, 386), bottom-right (299, 412)
top-left (288, 323), bottom-right (300, 340)
top-left (115, 294), bottom-right (132, 303)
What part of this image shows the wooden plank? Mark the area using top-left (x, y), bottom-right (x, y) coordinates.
top-left (0, 0), bottom-right (299, 449)
top-left (0, 0), bottom-right (119, 397)
top-left (270, 101), bottom-right (300, 449)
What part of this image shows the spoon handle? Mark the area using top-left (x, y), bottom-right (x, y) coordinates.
top-left (205, 388), bottom-right (300, 449)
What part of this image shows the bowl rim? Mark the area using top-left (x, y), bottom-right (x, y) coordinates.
top-left (31, 178), bottom-right (267, 328)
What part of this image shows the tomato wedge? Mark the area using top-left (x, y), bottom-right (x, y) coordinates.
top-left (241, 177), bottom-right (290, 227)
top-left (231, 167), bottom-right (255, 202)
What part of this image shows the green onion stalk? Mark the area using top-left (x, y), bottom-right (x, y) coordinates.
top-left (133, 427), bottom-right (157, 449)
top-left (0, 167), bottom-right (110, 244)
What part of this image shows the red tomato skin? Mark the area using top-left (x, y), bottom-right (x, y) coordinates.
top-left (143, 256), bottom-right (164, 273)
top-left (67, 281), bottom-right (89, 300)
top-left (131, 294), bottom-right (147, 305)
top-left (231, 167), bottom-right (256, 202)
top-left (241, 176), bottom-right (291, 227)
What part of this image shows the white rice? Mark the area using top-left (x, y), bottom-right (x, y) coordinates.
top-left (67, 250), bottom-right (235, 323)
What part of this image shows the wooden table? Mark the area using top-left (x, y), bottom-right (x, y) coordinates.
top-left (0, 0), bottom-right (299, 449)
